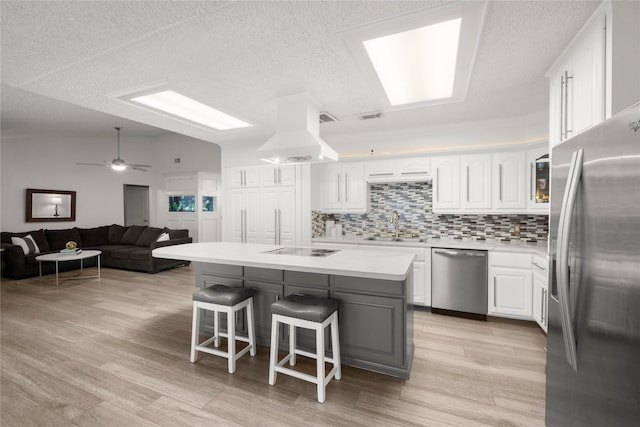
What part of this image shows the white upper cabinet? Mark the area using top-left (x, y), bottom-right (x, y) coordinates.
top-left (526, 146), bottom-right (550, 212)
top-left (321, 162), bottom-right (367, 213)
top-left (260, 164), bottom-right (296, 187)
top-left (461, 154), bottom-right (492, 211)
top-left (493, 152), bottom-right (526, 211)
top-left (432, 156), bottom-right (460, 211)
top-left (229, 165), bottom-right (260, 188)
top-left (366, 157), bottom-right (430, 182)
top-left (548, 5), bottom-right (607, 147)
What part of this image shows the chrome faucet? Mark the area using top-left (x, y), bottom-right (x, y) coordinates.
top-left (389, 210), bottom-right (400, 238)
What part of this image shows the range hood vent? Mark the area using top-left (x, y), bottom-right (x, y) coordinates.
top-left (258, 93), bottom-right (338, 164)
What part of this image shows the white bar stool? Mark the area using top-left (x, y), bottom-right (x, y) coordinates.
top-left (191, 285), bottom-right (256, 374)
top-left (268, 294), bottom-right (341, 403)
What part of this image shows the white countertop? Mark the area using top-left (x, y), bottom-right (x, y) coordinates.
top-left (312, 236), bottom-right (548, 256)
top-left (153, 242), bottom-right (414, 281)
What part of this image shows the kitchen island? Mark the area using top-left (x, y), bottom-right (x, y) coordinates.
top-left (153, 242), bottom-right (415, 378)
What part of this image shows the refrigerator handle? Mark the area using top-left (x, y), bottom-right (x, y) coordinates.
top-left (557, 148), bottom-right (583, 372)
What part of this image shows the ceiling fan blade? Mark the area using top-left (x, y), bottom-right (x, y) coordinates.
top-left (129, 163), bottom-right (152, 168)
top-left (76, 162), bottom-right (106, 166)
top-left (131, 166), bottom-right (149, 172)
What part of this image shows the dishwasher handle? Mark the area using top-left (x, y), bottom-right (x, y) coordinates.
top-left (433, 249), bottom-right (486, 257)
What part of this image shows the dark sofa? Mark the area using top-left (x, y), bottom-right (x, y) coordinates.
top-left (1, 224), bottom-right (192, 279)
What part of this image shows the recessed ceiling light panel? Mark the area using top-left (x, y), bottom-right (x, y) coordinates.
top-left (340, 1), bottom-right (487, 110)
top-left (109, 80), bottom-right (252, 132)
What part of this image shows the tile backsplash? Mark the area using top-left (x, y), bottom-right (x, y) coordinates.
top-left (313, 182), bottom-right (548, 242)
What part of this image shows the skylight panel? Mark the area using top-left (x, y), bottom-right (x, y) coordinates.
top-left (363, 18), bottom-right (461, 105)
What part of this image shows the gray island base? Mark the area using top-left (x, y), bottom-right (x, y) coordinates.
top-left (153, 242), bottom-right (415, 378)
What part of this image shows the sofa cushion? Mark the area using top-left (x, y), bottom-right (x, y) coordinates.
top-left (11, 235), bottom-right (40, 255)
top-left (130, 249), bottom-right (151, 261)
top-left (2, 229), bottom-right (50, 252)
top-left (78, 226), bottom-right (110, 247)
top-left (135, 227), bottom-right (163, 247)
top-left (120, 225), bottom-right (146, 245)
top-left (108, 225), bottom-right (127, 244)
top-left (46, 228), bottom-right (82, 251)
top-left (111, 247), bottom-right (139, 259)
top-left (169, 229), bottom-right (189, 239)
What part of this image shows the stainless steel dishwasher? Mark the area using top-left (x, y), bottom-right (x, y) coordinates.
top-left (431, 248), bottom-right (488, 320)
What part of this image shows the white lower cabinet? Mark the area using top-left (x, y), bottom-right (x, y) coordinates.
top-left (488, 251), bottom-right (533, 320)
top-left (260, 187), bottom-right (296, 246)
top-left (230, 189), bottom-right (259, 243)
top-left (532, 254), bottom-right (549, 332)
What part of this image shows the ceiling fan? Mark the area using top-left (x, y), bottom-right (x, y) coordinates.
top-left (77, 127), bottom-right (152, 172)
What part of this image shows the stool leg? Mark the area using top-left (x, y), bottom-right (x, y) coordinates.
top-left (247, 299), bottom-right (256, 357)
top-left (268, 315), bottom-right (280, 385)
top-left (228, 308), bottom-right (236, 374)
top-left (213, 310), bottom-right (220, 348)
top-left (190, 303), bottom-right (199, 363)
top-left (289, 323), bottom-right (296, 366)
top-left (316, 322), bottom-right (326, 403)
top-left (331, 312), bottom-right (341, 380)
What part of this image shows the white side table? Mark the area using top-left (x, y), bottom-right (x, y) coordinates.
top-left (35, 250), bottom-right (102, 287)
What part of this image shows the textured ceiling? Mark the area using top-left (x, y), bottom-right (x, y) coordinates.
top-left (1, 1), bottom-right (600, 152)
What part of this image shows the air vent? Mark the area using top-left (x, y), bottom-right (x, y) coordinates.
top-left (319, 111), bottom-right (339, 123)
top-left (357, 110), bottom-right (385, 120)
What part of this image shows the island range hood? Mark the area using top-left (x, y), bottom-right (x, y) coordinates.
top-left (257, 93), bottom-right (339, 164)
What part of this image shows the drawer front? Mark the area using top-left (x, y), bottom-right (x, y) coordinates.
top-left (490, 251), bottom-right (532, 269)
top-left (245, 266), bottom-right (284, 282)
top-left (285, 271), bottom-right (329, 288)
top-left (196, 262), bottom-right (242, 278)
top-left (332, 275), bottom-right (404, 297)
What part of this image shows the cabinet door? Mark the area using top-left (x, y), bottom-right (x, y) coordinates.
top-left (244, 166), bottom-right (261, 188)
top-left (493, 152), bottom-right (526, 210)
top-left (245, 280), bottom-right (284, 343)
top-left (260, 188), bottom-right (278, 244)
top-left (277, 187), bottom-right (297, 246)
top-left (532, 271), bottom-right (548, 332)
top-left (332, 291), bottom-right (404, 367)
top-left (398, 157), bottom-right (430, 177)
top-left (412, 260), bottom-right (426, 305)
top-left (489, 267), bottom-right (533, 319)
top-left (342, 163), bottom-right (366, 212)
top-left (244, 189), bottom-right (259, 243)
top-left (461, 154), bottom-right (492, 211)
top-left (228, 167), bottom-right (245, 188)
top-left (433, 157), bottom-right (460, 211)
top-left (278, 165), bottom-right (296, 186)
top-left (230, 190), bottom-right (245, 242)
top-left (260, 165), bottom-right (279, 187)
top-left (321, 164), bottom-right (342, 210)
top-left (366, 160), bottom-right (397, 180)
top-left (526, 147), bottom-right (550, 212)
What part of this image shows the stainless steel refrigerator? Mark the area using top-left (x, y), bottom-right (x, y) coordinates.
top-left (546, 102), bottom-right (640, 426)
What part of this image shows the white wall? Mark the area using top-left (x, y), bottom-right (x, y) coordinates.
top-left (1, 133), bottom-right (220, 232)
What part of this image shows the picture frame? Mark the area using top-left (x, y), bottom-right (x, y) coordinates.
top-left (26, 188), bottom-right (76, 222)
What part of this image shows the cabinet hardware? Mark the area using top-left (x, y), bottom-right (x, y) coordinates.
top-left (563, 71), bottom-right (573, 139)
top-left (436, 168), bottom-right (440, 202)
top-left (337, 173), bottom-right (341, 202)
top-left (499, 164), bottom-right (503, 201)
top-left (278, 167), bottom-right (282, 185)
top-left (560, 74), bottom-right (565, 140)
top-left (400, 171), bottom-right (427, 175)
top-left (273, 168), bottom-right (277, 185)
top-left (493, 277), bottom-right (497, 307)
top-left (541, 288), bottom-right (548, 324)
top-left (530, 162), bottom-right (534, 201)
top-left (466, 166), bottom-right (470, 202)
top-left (369, 172), bottom-right (394, 176)
top-left (344, 172), bottom-right (348, 202)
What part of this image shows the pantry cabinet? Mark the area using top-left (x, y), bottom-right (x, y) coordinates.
top-left (230, 188), bottom-right (259, 243)
top-left (321, 162), bottom-right (367, 213)
top-left (260, 187), bottom-right (296, 246)
top-left (548, 6), bottom-right (607, 147)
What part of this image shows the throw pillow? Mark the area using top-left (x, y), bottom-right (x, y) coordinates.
top-left (11, 234), bottom-right (40, 255)
top-left (156, 232), bottom-right (170, 242)
top-left (135, 227), bottom-right (162, 247)
top-left (120, 225), bottom-right (146, 245)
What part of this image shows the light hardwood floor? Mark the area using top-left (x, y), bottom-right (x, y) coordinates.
top-left (1, 266), bottom-right (546, 426)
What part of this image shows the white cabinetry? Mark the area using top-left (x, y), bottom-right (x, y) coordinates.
top-left (260, 164), bottom-right (296, 187)
top-left (366, 157), bottom-right (430, 182)
top-left (260, 187), bottom-right (296, 245)
top-left (493, 152), bottom-right (526, 211)
top-left (461, 154), bottom-right (492, 211)
top-left (230, 189), bottom-right (259, 243)
top-left (229, 165), bottom-right (260, 188)
top-left (321, 162), bottom-right (367, 213)
top-left (526, 147), bottom-right (550, 212)
top-left (432, 157), bottom-right (460, 211)
top-left (548, 6), bottom-right (607, 147)
top-left (532, 254), bottom-right (549, 332)
top-left (488, 251), bottom-right (533, 320)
